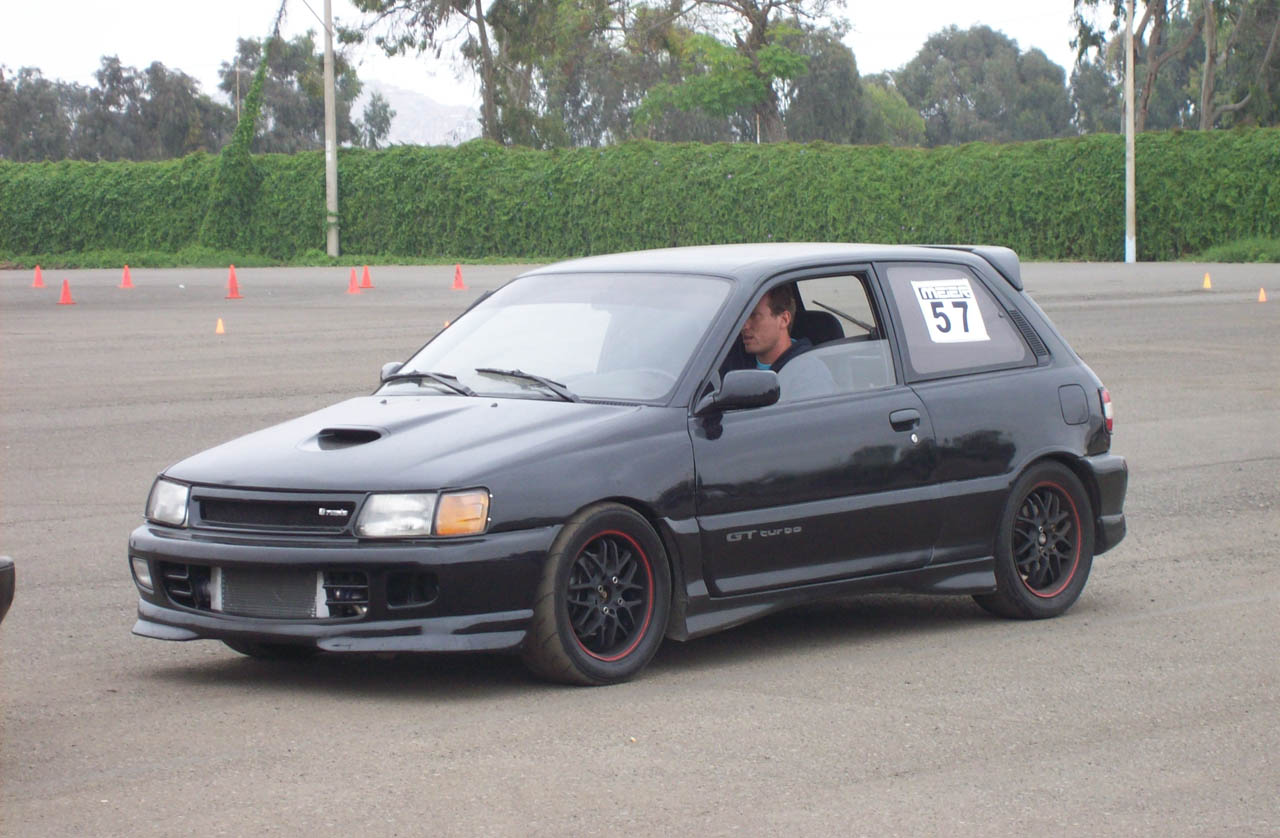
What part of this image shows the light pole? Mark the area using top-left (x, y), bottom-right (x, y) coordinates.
top-left (1124, 0), bottom-right (1136, 264)
top-left (323, 0), bottom-right (339, 257)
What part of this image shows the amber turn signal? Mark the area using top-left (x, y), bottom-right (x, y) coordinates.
top-left (435, 489), bottom-right (490, 536)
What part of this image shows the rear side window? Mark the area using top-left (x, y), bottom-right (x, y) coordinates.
top-left (883, 263), bottom-right (1033, 380)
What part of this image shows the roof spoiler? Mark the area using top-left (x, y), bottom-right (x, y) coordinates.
top-left (922, 245), bottom-right (1023, 291)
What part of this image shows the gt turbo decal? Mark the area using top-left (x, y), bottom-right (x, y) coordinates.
top-left (910, 277), bottom-right (990, 344)
top-left (726, 526), bottom-right (803, 542)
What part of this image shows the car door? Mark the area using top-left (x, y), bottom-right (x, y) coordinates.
top-left (876, 261), bottom-right (1043, 565)
top-left (690, 270), bottom-right (942, 597)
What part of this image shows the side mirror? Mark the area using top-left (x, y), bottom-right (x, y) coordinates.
top-left (380, 361), bottom-right (403, 382)
top-left (694, 369), bottom-right (780, 416)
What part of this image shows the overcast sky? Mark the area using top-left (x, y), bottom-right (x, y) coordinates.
top-left (2, 0), bottom-right (1090, 108)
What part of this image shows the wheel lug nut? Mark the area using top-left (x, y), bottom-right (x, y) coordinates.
top-left (611, 576), bottom-right (619, 584)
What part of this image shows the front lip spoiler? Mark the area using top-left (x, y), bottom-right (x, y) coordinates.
top-left (133, 599), bottom-right (531, 653)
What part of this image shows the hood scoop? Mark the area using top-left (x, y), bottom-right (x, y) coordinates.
top-left (304, 427), bottom-right (385, 451)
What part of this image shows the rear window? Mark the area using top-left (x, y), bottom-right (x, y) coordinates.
top-left (882, 263), bottom-right (1033, 380)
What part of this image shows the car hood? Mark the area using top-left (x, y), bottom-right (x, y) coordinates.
top-left (165, 394), bottom-right (649, 492)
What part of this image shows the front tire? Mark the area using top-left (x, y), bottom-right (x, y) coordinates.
top-left (974, 461), bottom-right (1094, 620)
top-left (522, 503), bottom-right (672, 685)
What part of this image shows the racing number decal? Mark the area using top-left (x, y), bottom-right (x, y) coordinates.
top-left (910, 278), bottom-right (990, 343)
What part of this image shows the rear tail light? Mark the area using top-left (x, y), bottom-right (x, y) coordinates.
top-left (1100, 388), bottom-right (1114, 433)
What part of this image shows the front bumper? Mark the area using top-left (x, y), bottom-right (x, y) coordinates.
top-left (1082, 452), bottom-right (1128, 554)
top-left (128, 523), bottom-right (557, 653)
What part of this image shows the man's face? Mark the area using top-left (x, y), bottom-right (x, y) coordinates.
top-left (741, 297), bottom-right (791, 365)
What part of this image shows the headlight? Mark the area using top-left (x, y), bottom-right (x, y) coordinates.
top-left (356, 493), bottom-right (436, 538)
top-left (435, 489), bottom-right (490, 536)
top-left (146, 478), bottom-right (189, 526)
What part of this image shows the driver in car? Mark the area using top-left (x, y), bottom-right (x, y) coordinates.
top-left (741, 284), bottom-right (809, 371)
top-left (737, 284), bottom-right (836, 401)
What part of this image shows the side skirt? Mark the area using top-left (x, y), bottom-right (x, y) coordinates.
top-left (666, 556), bottom-right (996, 641)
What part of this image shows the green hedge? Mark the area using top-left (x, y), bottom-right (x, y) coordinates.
top-left (2, 128), bottom-right (1277, 262)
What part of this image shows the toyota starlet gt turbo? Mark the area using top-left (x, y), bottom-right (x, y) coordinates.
top-left (129, 243), bottom-right (1127, 685)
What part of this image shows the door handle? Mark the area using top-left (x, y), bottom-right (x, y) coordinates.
top-left (889, 408), bottom-right (921, 431)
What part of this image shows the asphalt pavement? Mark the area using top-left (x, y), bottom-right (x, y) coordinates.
top-left (1, 260), bottom-right (1277, 836)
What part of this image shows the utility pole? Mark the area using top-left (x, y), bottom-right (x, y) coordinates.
top-left (323, 0), bottom-right (339, 257)
top-left (1124, 0), bottom-right (1136, 263)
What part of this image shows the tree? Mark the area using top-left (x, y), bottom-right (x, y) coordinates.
top-left (218, 32), bottom-right (363, 153)
top-left (137, 62), bottom-right (233, 158)
top-left (1072, 0), bottom-right (1280, 130)
top-left (781, 25), bottom-right (864, 143)
top-left (1070, 54), bottom-right (1124, 132)
top-left (857, 74), bottom-right (926, 146)
top-left (634, 0), bottom-right (838, 142)
top-left (894, 25), bottom-right (1074, 146)
top-left (71, 56), bottom-right (146, 160)
top-left (344, 0), bottom-right (501, 141)
top-left (358, 91), bottom-right (396, 147)
top-left (0, 67), bottom-right (85, 161)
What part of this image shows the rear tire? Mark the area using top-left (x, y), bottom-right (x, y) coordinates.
top-left (522, 503), bottom-right (671, 686)
top-left (974, 461), bottom-right (1094, 620)
top-left (223, 640), bottom-right (319, 660)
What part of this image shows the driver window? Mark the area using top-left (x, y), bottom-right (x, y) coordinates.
top-left (777, 275), bottom-right (897, 402)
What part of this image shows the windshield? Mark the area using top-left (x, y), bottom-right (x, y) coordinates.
top-left (387, 272), bottom-right (731, 402)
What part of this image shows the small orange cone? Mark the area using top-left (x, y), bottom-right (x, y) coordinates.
top-left (360, 265), bottom-right (374, 289)
top-left (226, 265), bottom-right (242, 299)
top-left (346, 271), bottom-right (361, 295)
top-left (57, 279), bottom-right (75, 305)
top-left (1260, 288), bottom-right (1268, 303)
top-left (1202, 272), bottom-right (1212, 290)
top-left (120, 264), bottom-right (134, 289)
top-left (215, 317), bottom-right (225, 335)
top-left (452, 264), bottom-right (467, 291)
top-left (32, 265), bottom-right (44, 288)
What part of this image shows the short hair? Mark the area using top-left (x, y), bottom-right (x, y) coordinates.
top-left (763, 284), bottom-right (797, 321)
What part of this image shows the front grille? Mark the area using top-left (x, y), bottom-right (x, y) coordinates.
top-left (158, 563), bottom-right (370, 619)
top-left (199, 499), bottom-right (356, 532)
top-left (220, 567), bottom-right (318, 618)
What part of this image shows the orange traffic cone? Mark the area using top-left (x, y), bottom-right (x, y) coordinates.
top-left (215, 318), bottom-right (226, 334)
top-left (32, 265), bottom-right (44, 288)
top-left (1260, 288), bottom-right (1268, 303)
top-left (360, 265), bottom-right (374, 289)
top-left (1202, 272), bottom-right (1212, 290)
top-left (347, 271), bottom-right (361, 295)
top-left (226, 265), bottom-right (242, 299)
top-left (120, 264), bottom-right (134, 289)
top-left (452, 264), bottom-right (467, 291)
top-left (57, 279), bottom-right (75, 305)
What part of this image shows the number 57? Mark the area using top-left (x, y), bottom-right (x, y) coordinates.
top-left (930, 300), bottom-right (970, 333)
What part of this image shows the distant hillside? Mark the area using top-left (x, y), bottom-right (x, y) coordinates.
top-left (356, 81), bottom-right (480, 147)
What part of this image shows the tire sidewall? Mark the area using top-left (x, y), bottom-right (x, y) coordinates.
top-left (994, 462), bottom-right (1095, 619)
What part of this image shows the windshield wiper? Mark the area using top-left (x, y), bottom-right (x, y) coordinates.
top-left (474, 367), bottom-right (580, 402)
top-left (382, 370), bottom-right (476, 397)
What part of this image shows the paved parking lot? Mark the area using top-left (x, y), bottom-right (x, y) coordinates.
top-left (1, 260), bottom-right (1277, 836)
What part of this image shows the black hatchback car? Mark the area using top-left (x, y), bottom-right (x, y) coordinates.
top-left (130, 244), bottom-right (1126, 685)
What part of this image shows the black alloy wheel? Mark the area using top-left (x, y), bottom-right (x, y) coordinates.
top-left (1013, 483), bottom-right (1081, 597)
top-left (523, 503), bottom-right (672, 685)
top-left (566, 531), bottom-right (654, 661)
top-left (974, 461), bottom-right (1095, 620)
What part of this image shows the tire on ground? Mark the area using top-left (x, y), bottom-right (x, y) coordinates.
top-left (522, 503), bottom-right (672, 686)
top-left (974, 460), bottom-right (1095, 620)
